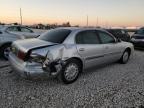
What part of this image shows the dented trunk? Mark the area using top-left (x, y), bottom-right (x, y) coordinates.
top-left (11, 38), bottom-right (58, 61)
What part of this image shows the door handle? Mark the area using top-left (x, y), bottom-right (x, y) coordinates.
top-left (79, 48), bottom-right (85, 51)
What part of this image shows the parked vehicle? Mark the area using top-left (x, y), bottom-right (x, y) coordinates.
top-left (9, 27), bottom-right (134, 84)
top-left (131, 27), bottom-right (144, 48)
top-left (106, 29), bottom-right (131, 42)
top-left (0, 25), bottom-right (39, 59)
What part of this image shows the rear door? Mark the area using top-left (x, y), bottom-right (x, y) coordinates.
top-left (4, 26), bottom-right (21, 42)
top-left (97, 30), bottom-right (122, 63)
top-left (76, 30), bottom-right (105, 68)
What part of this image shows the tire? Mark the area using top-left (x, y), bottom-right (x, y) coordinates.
top-left (0, 44), bottom-right (11, 60)
top-left (120, 50), bottom-right (130, 64)
top-left (58, 59), bottom-right (82, 84)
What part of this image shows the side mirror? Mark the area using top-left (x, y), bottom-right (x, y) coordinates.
top-left (115, 38), bottom-right (121, 43)
top-left (5, 30), bottom-right (9, 33)
top-left (117, 38), bottom-right (121, 42)
top-left (30, 30), bottom-right (34, 33)
top-left (135, 31), bottom-right (137, 34)
top-left (0, 31), bottom-right (2, 34)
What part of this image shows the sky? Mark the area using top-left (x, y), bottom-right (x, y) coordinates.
top-left (0, 0), bottom-right (144, 27)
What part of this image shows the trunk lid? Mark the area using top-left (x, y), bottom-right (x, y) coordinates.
top-left (11, 39), bottom-right (57, 60)
top-left (13, 38), bottom-right (57, 53)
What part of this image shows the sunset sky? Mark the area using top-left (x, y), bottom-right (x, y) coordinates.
top-left (0, 0), bottom-right (144, 27)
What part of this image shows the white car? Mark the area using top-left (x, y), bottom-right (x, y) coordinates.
top-left (0, 25), bottom-right (40, 59)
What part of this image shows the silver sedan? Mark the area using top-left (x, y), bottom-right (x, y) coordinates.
top-left (0, 25), bottom-right (39, 59)
top-left (9, 27), bottom-right (134, 84)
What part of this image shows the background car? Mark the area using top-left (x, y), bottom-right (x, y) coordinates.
top-left (0, 25), bottom-right (40, 59)
top-left (9, 27), bottom-right (134, 84)
top-left (131, 27), bottom-right (144, 48)
top-left (106, 29), bottom-right (131, 42)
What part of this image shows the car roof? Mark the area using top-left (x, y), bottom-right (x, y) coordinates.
top-left (106, 29), bottom-right (124, 30)
top-left (0, 25), bottom-right (30, 31)
top-left (56, 27), bottom-right (107, 32)
top-left (2, 25), bottom-right (27, 28)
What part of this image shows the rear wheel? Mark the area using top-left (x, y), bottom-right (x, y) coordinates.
top-left (0, 44), bottom-right (11, 60)
top-left (58, 59), bottom-right (82, 84)
top-left (120, 50), bottom-right (130, 64)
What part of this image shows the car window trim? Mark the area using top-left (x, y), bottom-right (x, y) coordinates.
top-left (75, 30), bottom-right (101, 45)
top-left (97, 30), bottom-right (116, 44)
top-left (20, 27), bottom-right (33, 33)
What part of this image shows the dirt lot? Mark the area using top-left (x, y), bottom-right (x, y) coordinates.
top-left (0, 50), bottom-right (144, 108)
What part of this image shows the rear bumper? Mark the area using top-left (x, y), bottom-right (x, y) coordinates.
top-left (9, 52), bottom-right (50, 78)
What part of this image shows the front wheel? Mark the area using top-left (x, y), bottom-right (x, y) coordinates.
top-left (120, 50), bottom-right (130, 64)
top-left (58, 59), bottom-right (82, 84)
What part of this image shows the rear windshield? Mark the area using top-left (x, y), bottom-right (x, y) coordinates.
top-left (39, 29), bottom-right (71, 43)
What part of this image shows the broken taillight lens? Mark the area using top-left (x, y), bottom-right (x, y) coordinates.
top-left (18, 50), bottom-right (26, 60)
top-left (29, 53), bottom-right (45, 63)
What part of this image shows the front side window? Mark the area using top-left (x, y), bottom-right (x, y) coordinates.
top-left (98, 31), bottom-right (115, 44)
top-left (39, 29), bottom-right (71, 43)
top-left (21, 27), bottom-right (33, 33)
top-left (76, 30), bottom-right (100, 44)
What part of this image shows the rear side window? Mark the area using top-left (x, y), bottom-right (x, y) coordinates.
top-left (39, 29), bottom-right (71, 43)
top-left (76, 30), bottom-right (100, 44)
top-left (98, 31), bottom-right (115, 44)
top-left (7, 26), bottom-right (20, 32)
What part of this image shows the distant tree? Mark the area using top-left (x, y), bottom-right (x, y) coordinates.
top-left (13, 22), bottom-right (19, 25)
top-left (37, 23), bottom-right (45, 29)
top-left (73, 25), bottom-right (79, 27)
top-left (0, 22), bottom-right (5, 25)
top-left (62, 22), bottom-right (71, 27)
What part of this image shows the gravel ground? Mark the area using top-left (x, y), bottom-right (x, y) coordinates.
top-left (0, 50), bottom-right (144, 108)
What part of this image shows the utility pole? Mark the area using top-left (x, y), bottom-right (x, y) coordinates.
top-left (20, 8), bottom-right (23, 25)
top-left (96, 17), bottom-right (99, 27)
top-left (86, 15), bottom-right (89, 27)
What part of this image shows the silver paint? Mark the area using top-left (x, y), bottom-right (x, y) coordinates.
top-left (9, 27), bottom-right (134, 78)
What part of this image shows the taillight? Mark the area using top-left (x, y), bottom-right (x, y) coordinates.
top-left (18, 50), bottom-right (26, 60)
top-left (29, 53), bottom-right (45, 63)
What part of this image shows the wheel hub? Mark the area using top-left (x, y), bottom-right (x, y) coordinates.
top-left (123, 52), bottom-right (129, 62)
top-left (64, 63), bottom-right (79, 81)
top-left (4, 47), bottom-right (11, 59)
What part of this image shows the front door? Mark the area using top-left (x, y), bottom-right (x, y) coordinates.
top-left (98, 31), bottom-right (122, 63)
top-left (75, 30), bottom-right (105, 68)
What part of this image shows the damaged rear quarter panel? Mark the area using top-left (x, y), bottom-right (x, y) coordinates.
top-left (31, 44), bottom-right (83, 63)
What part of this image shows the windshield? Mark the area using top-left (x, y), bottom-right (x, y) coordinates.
top-left (136, 29), bottom-right (144, 35)
top-left (39, 29), bottom-right (71, 43)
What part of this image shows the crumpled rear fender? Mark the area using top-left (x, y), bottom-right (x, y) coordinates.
top-left (47, 44), bottom-right (82, 62)
top-left (30, 44), bottom-right (83, 76)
